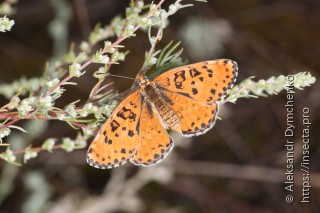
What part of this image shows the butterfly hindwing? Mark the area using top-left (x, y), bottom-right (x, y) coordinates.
top-left (154, 59), bottom-right (238, 105)
top-left (130, 101), bottom-right (174, 166)
top-left (87, 91), bottom-right (142, 169)
top-left (158, 89), bottom-right (219, 136)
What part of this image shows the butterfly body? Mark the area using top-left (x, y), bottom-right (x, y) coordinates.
top-left (141, 80), bottom-right (181, 132)
top-left (87, 59), bottom-right (238, 169)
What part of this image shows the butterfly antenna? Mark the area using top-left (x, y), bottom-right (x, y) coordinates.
top-left (108, 74), bottom-right (135, 80)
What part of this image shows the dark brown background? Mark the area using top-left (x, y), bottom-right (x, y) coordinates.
top-left (0, 0), bottom-right (319, 212)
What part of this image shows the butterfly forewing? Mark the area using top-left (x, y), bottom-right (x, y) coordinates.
top-left (87, 90), bottom-right (142, 169)
top-left (154, 59), bottom-right (238, 105)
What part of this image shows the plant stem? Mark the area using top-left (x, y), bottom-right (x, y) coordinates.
top-left (0, 118), bottom-right (20, 131)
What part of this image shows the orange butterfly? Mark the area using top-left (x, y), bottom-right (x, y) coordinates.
top-left (87, 59), bottom-right (238, 169)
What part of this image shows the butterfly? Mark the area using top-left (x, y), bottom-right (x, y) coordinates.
top-left (87, 59), bottom-right (238, 169)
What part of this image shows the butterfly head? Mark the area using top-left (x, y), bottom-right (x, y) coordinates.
top-left (137, 76), bottom-right (150, 88)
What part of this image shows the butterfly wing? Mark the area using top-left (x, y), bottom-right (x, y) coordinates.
top-left (130, 100), bottom-right (174, 166)
top-left (159, 90), bottom-right (219, 136)
top-left (154, 59), bottom-right (238, 105)
top-left (87, 90), bottom-right (142, 169)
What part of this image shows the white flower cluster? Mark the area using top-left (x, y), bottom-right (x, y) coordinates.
top-left (61, 134), bottom-right (87, 152)
top-left (0, 77), bottom-right (41, 99)
top-left (62, 138), bottom-right (75, 152)
top-left (42, 138), bottom-right (55, 152)
top-left (294, 72), bottom-right (316, 89)
top-left (0, 126), bottom-right (11, 139)
top-left (16, 95), bottom-right (54, 116)
top-left (65, 103), bottom-right (77, 118)
top-left (124, 24), bottom-right (135, 37)
top-left (0, 16), bottom-right (14, 32)
top-left (92, 51), bottom-right (110, 64)
top-left (46, 78), bottom-right (60, 90)
top-left (7, 96), bottom-right (20, 110)
top-left (17, 98), bottom-right (36, 116)
top-left (112, 51), bottom-right (126, 62)
top-left (227, 72), bottom-right (316, 103)
top-left (24, 146), bottom-right (38, 163)
top-left (1, 148), bottom-right (16, 162)
top-left (37, 96), bottom-right (53, 108)
top-left (84, 103), bottom-right (102, 119)
top-left (100, 101), bottom-right (117, 117)
top-left (69, 63), bottom-right (85, 77)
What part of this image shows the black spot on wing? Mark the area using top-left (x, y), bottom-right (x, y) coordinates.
top-left (175, 82), bottom-right (182, 89)
top-left (189, 68), bottom-right (201, 78)
top-left (117, 107), bottom-right (136, 121)
top-left (128, 130), bottom-right (135, 137)
top-left (176, 91), bottom-right (192, 98)
top-left (135, 94), bottom-right (144, 134)
top-left (192, 88), bottom-right (198, 95)
top-left (136, 119), bottom-right (140, 133)
top-left (207, 96), bottom-right (213, 102)
top-left (129, 100), bottom-right (139, 108)
top-left (110, 120), bottom-right (120, 132)
top-left (173, 70), bottom-right (186, 89)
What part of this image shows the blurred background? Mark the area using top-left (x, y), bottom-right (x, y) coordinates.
top-left (0, 0), bottom-right (319, 212)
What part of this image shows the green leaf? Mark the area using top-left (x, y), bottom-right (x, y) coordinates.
top-left (148, 41), bottom-right (186, 80)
